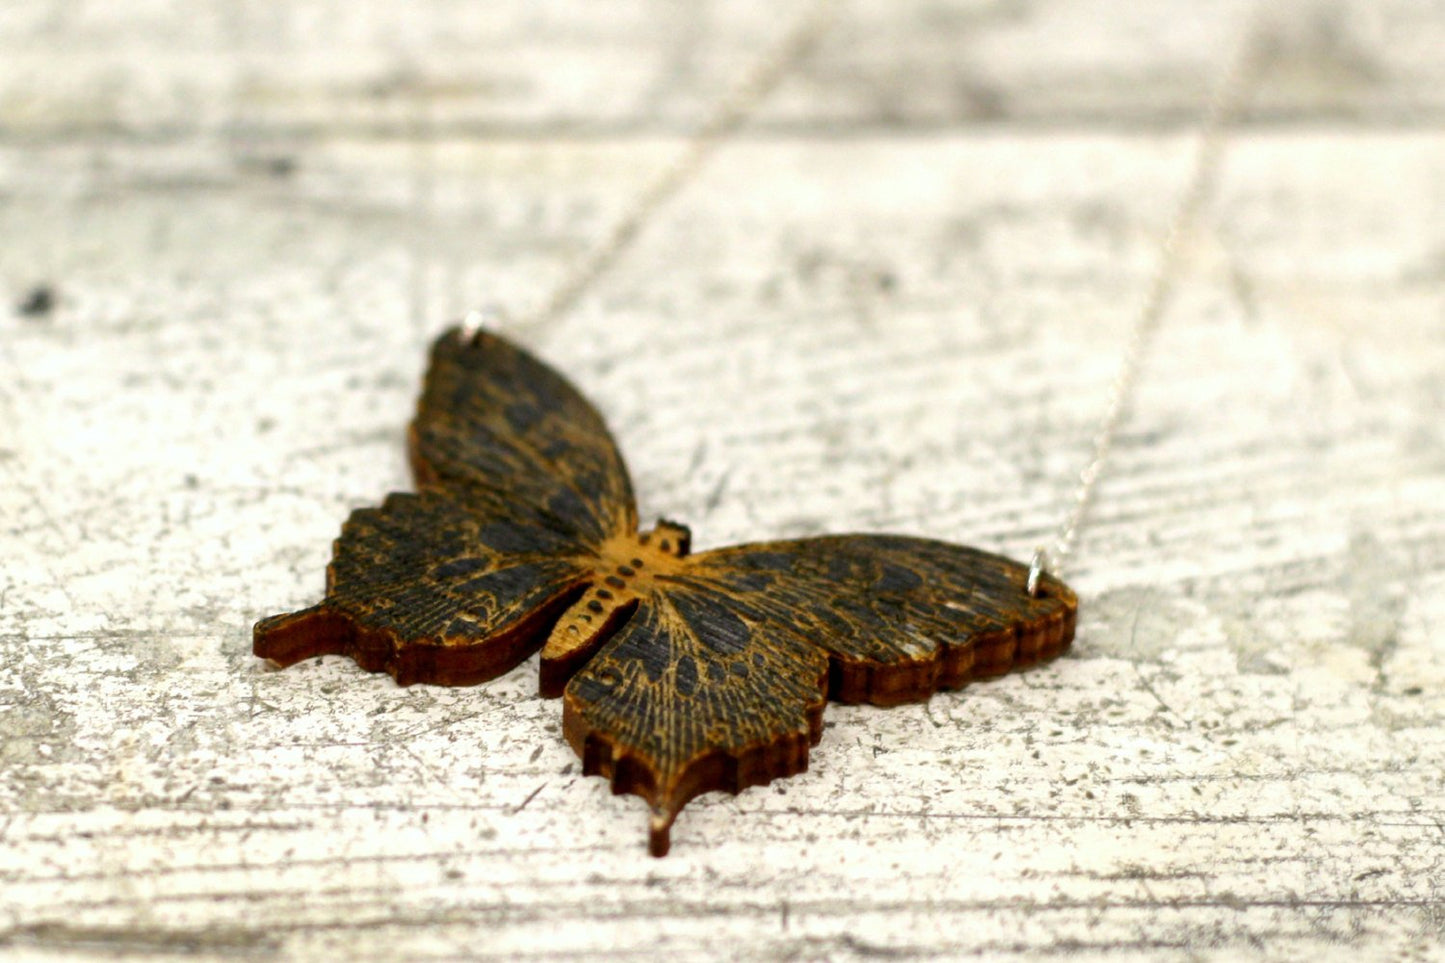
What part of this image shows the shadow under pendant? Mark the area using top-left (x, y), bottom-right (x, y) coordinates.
top-left (254, 327), bottom-right (1077, 856)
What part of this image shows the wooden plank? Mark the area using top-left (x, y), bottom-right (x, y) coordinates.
top-left (2, 2), bottom-right (1444, 960)
top-left (3, 0), bottom-right (1445, 141)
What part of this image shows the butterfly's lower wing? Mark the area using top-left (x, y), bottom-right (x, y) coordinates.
top-left (409, 327), bottom-right (638, 543)
top-left (562, 535), bottom-right (1075, 855)
top-left (562, 585), bottom-right (829, 856)
top-left (255, 491), bottom-right (593, 686)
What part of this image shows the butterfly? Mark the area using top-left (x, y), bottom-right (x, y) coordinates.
top-left (254, 327), bottom-right (1077, 855)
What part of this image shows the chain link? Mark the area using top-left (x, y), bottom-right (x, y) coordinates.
top-left (1028, 21), bottom-right (1271, 596)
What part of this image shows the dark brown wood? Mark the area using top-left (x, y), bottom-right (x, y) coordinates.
top-left (254, 327), bottom-right (1077, 856)
top-left (562, 535), bottom-right (1074, 855)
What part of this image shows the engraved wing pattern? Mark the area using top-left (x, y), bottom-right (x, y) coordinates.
top-left (564, 537), bottom-right (1073, 854)
top-left (254, 329), bottom-right (636, 686)
top-left (253, 491), bottom-right (593, 686)
top-left (255, 328), bottom-right (1077, 855)
top-left (409, 328), bottom-right (637, 540)
top-left (688, 537), bottom-right (1074, 704)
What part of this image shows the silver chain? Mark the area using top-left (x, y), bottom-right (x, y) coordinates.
top-left (457, 0), bottom-right (1268, 595)
top-left (477, 0), bottom-right (839, 335)
top-left (1027, 21), bottom-right (1271, 596)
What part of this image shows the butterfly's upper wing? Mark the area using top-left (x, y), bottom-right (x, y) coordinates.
top-left (254, 328), bottom-right (636, 685)
top-left (689, 536), bottom-right (1076, 703)
top-left (561, 535), bottom-right (1075, 855)
top-left (409, 327), bottom-right (637, 541)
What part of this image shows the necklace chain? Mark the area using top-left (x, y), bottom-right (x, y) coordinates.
top-left (466, 1), bottom-right (1269, 591)
top-left (1028, 18), bottom-right (1270, 595)
top-left (493, 0), bottom-right (840, 335)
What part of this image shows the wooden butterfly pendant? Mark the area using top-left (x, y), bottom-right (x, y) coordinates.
top-left (254, 327), bottom-right (1077, 855)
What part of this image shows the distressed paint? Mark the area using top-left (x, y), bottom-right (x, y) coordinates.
top-left (2, 0), bottom-right (1445, 960)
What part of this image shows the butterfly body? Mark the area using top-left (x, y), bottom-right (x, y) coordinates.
top-left (540, 522), bottom-right (691, 697)
top-left (255, 328), bottom-right (1076, 855)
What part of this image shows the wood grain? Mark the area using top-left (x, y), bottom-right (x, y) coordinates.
top-left (2, 0), bottom-right (1444, 959)
top-left (5, 0), bottom-right (1445, 141)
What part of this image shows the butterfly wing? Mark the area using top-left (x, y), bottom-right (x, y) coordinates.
top-left (255, 328), bottom-right (637, 685)
top-left (562, 582), bottom-right (830, 856)
top-left (689, 535), bottom-right (1076, 703)
top-left (254, 491), bottom-right (594, 685)
top-left (409, 326), bottom-right (637, 541)
top-left (561, 535), bottom-right (1075, 854)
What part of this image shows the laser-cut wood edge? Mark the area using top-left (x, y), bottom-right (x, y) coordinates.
top-left (559, 581), bottom-right (1077, 856)
top-left (828, 573), bottom-right (1077, 705)
top-left (561, 680), bottom-right (828, 858)
top-left (252, 580), bottom-right (586, 687)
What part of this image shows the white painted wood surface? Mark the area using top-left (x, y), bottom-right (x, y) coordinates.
top-left (2, 1), bottom-right (1444, 960)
